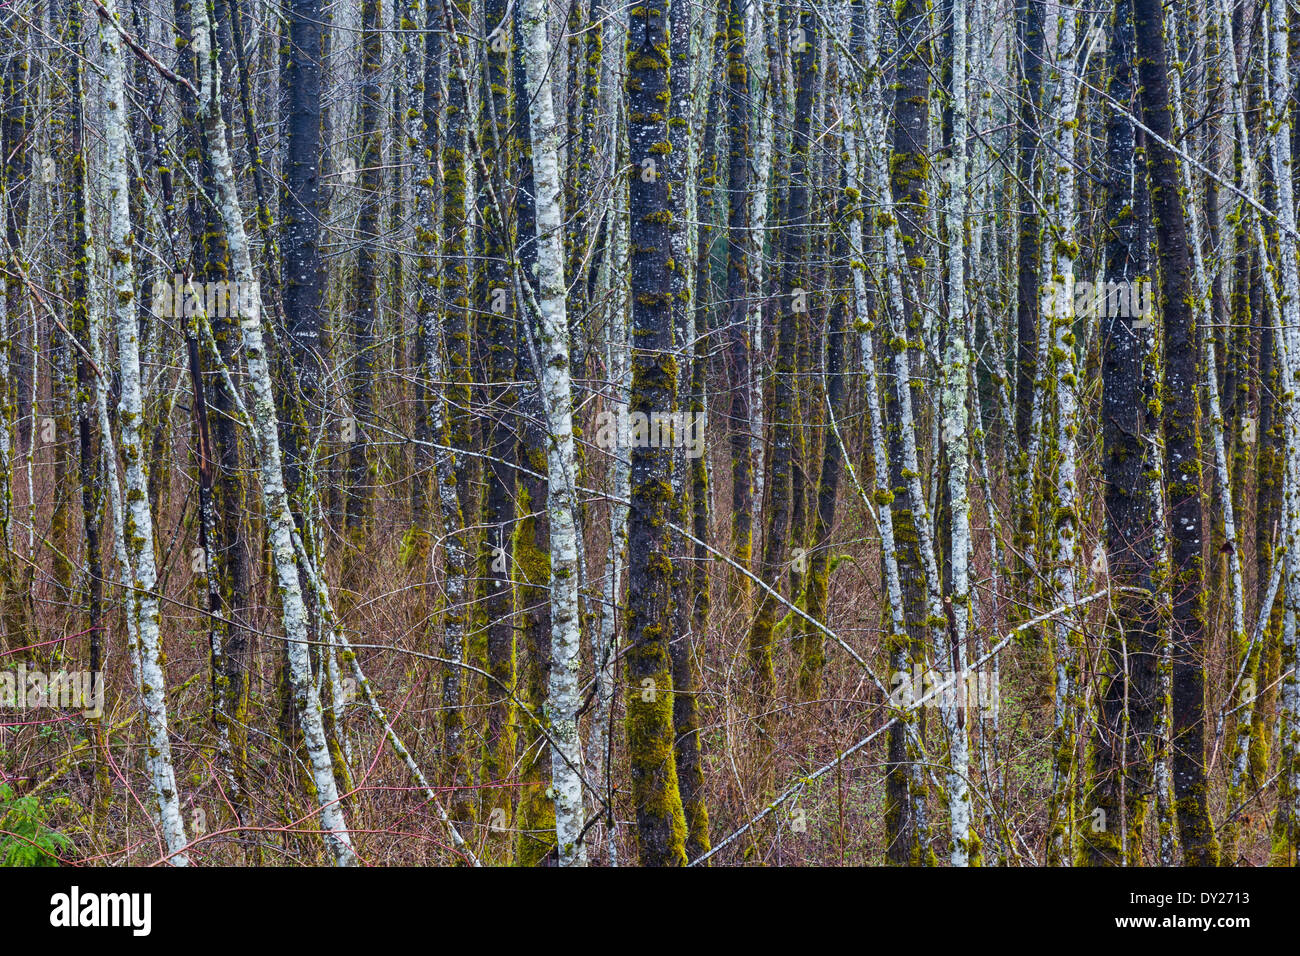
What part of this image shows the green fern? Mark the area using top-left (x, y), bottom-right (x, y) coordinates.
top-left (0, 784), bottom-right (70, 866)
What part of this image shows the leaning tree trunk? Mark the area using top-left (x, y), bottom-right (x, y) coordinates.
top-left (1265, 0), bottom-right (1300, 863)
top-left (98, 0), bottom-right (190, 866)
top-left (195, 0), bottom-right (357, 866)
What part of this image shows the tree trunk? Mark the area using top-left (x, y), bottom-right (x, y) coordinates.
top-left (521, 0), bottom-right (588, 865)
top-left (621, 0), bottom-right (688, 867)
top-left (1133, 0), bottom-right (1220, 866)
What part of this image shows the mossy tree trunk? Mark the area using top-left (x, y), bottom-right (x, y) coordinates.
top-left (509, 0), bottom-right (556, 865)
top-left (521, 0), bottom-right (588, 864)
top-left (435, 0), bottom-right (474, 821)
top-left (622, 0), bottom-right (688, 867)
top-left (1264, 0), bottom-right (1300, 865)
top-left (67, 0), bottom-right (110, 816)
top-left (666, 0), bottom-right (711, 863)
top-left (1011, 0), bottom-right (1043, 569)
top-left (1083, 0), bottom-right (1159, 865)
top-left (477, 0), bottom-right (518, 846)
top-left (99, 0), bottom-right (191, 865)
top-left (883, 0), bottom-right (936, 867)
top-left (1133, 0), bottom-right (1220, 866)
top-left (723, 0), bottom-right (752, 597)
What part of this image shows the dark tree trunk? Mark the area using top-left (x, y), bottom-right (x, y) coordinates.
top-left (1013, 0), bottom-right (1042, 453)
top-left (346, 0), bottom-right (383, 539)
top-left (280, 0), bottom-right (325, 517)
top-left (884, 0), bottom-right (933, 868)
top-left (1133, 0), bottom-right (1220, 866)
top-left (477, 0), bottom-right (518, 837)
top-left (666, 0), bottom-right (710, 863)
top-left (1084, 0), bottom-right (1158, 865)
top-left (624, 0), bottom-right (689, 867)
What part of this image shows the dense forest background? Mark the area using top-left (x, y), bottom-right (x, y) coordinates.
top-left (0, 0), bottom-right (1296, 867)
